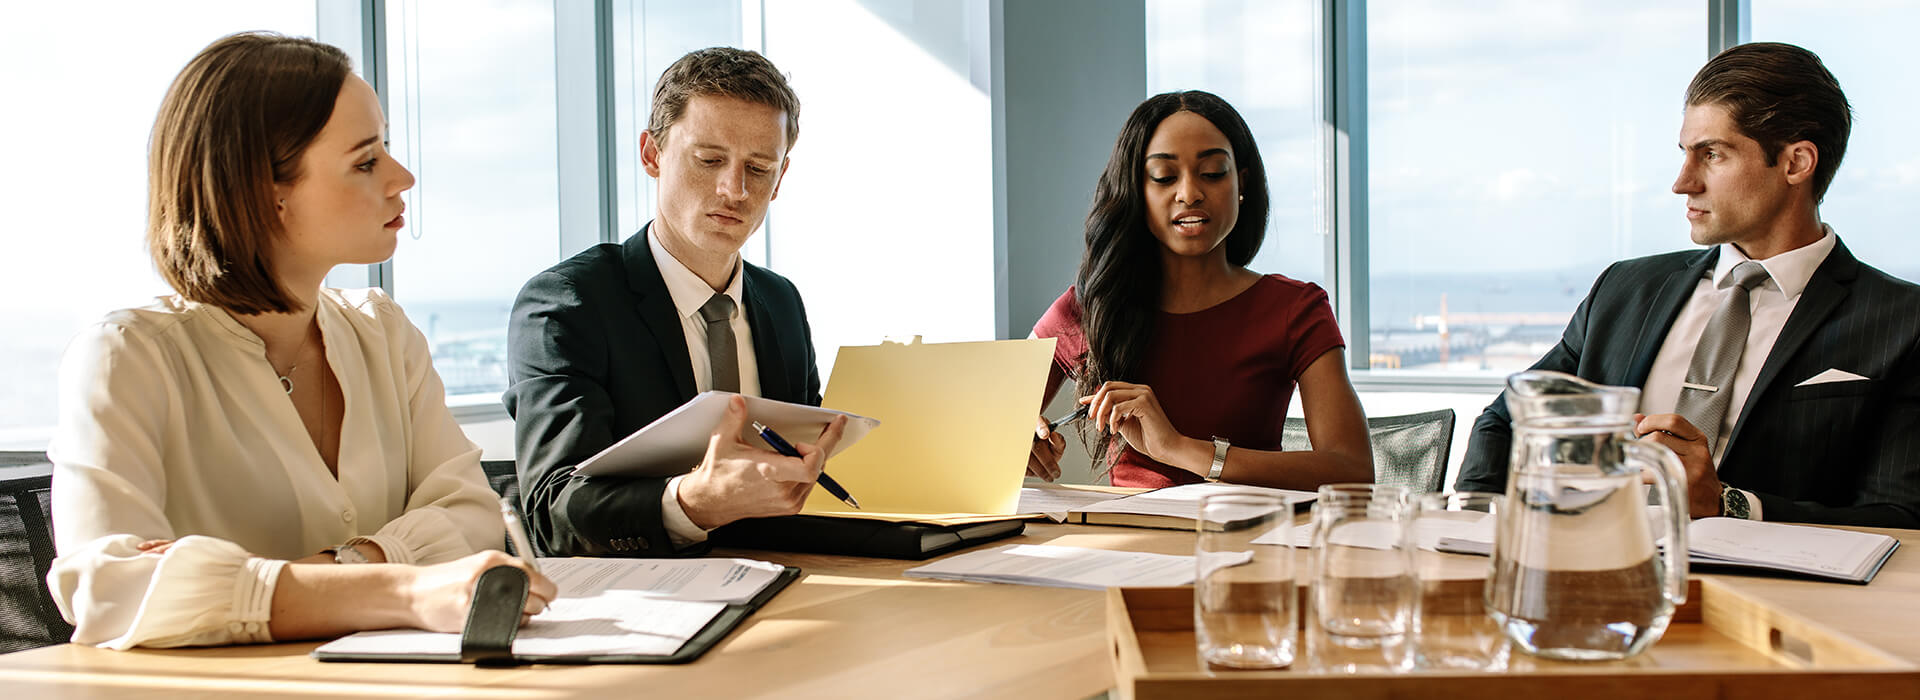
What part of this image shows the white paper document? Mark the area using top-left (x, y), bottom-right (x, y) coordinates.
top-left (1270, 511), bottom-right (1495, 551)
top-left (903, 544), bottom-right (1202, 590)
top-left (1073, 483), bottom-right (1314, 521)
top-left (315, 557), bottom-right (786, 659)
top-left (575, 391), bottom-right (879, 478)
top-left (1016, 486), bottom-right (1127, 521)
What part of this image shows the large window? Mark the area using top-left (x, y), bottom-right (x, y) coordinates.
top-left (382, 0), bottom-right (562, 399)
top-left (1753, 0), bottom-right (1920, 284)
top-left (1145, 0), bottom-right (1322, 285)
top-left (611, 0), bottom-right (995, 379)
top-left (1365, 0), bottom-right (1703, 374)
top-left (0, 2), bottom-right (316, 448)
top-left (760, 0), bottom-right (994, 376)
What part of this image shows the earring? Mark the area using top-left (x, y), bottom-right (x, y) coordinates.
top-left (1238, 195), bottom-right (1244, 202)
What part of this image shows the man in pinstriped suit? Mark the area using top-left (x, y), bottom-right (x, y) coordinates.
top-left (1457, 42), bottom-right (1920, 528)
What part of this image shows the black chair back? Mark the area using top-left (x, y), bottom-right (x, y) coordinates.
top-left (0, 452), bottom-right (72, 652)
top-left (1282, 409), bottom-right (1456, 494)
top-left (479, 459), bottom-right (525, 556)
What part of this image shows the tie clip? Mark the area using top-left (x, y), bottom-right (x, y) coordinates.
top-left (1682, 382), bottom-right (1719, 393)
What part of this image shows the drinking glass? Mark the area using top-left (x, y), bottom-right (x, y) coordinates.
top-left (1194, 491), bottom-right (1296, 669)
top-left (1411, 491), bottom-right (1509, 671)
top-left (1308, 483), bottom-right (1415, 673)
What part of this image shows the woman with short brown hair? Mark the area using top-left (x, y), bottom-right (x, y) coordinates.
top-left (48, 32), bottom-right (553, 649)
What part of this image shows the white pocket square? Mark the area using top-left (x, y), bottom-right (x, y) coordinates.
top-left (1796, 368), bottom-right (1870, 387)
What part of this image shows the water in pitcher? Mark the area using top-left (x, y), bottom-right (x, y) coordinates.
top-left (1487, 468), bottom-right (1675, 660)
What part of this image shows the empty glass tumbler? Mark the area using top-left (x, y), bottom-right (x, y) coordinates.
top-left (1194, 490), bottom-right (1297, 669)
top-left (1308, 483), bottom-right (1416, 673)
top-left (1411, 491), bottom-right (1509, 671)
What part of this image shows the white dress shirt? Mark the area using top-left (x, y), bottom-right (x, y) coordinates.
top-left (1640, 225), bottom-right (1839, 519)
top-left (47, 289), bottom-right (502, 649)
top-left (647, 228), bottom-right (760, 546)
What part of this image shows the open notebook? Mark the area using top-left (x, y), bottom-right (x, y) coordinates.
top-left (1437, 517), bottom-right (1901, 585)
top-left (1018, 483), bottom-right (1317, 530)
top-left (314, 557), bottom-right (797, 664)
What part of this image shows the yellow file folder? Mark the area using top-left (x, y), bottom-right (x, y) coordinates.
top-left (802, 337), bottom-right (1056, 520)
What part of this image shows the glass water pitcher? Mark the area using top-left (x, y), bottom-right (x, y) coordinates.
top-left (1485, 371), bottom-right (1690, 661)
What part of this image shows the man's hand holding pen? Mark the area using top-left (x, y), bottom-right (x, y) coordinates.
top-left (677, 395), bottom-right (849, 530)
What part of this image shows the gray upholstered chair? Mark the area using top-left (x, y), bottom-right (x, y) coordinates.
top-left (1281, 409), bottom-right (1456, 494)
top-left (0, 452), bottom-right (71, 652)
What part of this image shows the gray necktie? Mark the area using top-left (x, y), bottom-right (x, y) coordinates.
top-left (698, 294), bottom-right (739, 393)
top-left (1672, 261), bottom-right (1771, 456)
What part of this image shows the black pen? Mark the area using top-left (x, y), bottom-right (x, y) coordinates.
top-left (1048, 404), bottom-right (1089, 432)
top-left (752, 421), bottom-right (861, 509)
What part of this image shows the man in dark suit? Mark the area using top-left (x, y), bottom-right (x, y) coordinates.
top-left (1457, 42), bottom-right (1920, 528)
top-left (505, 47), bottom-right (845, 557)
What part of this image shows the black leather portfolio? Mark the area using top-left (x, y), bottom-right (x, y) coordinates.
top-left (713, 514), bottom-right (1027, 560)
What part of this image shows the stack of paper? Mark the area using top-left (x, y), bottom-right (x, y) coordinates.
top-left (1063, 483), bottom-right (1316, 530)
top-left (903, 544), bottom-right (1206, 590)
top-left (1016, 486), bottom-right (1129, 522)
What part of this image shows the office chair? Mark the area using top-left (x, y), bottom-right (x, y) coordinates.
top-left (479, 459), bottom-right (527, 556)
top-left (1281, 409), bottom-right (1456, 494)
top-left (0, 452), bottom-right (73, 652)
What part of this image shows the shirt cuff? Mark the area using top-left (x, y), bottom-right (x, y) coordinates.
top-left (1736, 488), bottom-right (1763, 520)
top-left (662, 475), bottom-right (710, 548)
top-left (230, 557), bottom-right (284, 644)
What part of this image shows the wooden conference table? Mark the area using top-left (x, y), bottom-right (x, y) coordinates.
top-left (1, 522), bottom-right (1915, 699)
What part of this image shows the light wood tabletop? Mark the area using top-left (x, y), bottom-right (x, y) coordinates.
top-left (0, 522), bottom-right (1914, 700)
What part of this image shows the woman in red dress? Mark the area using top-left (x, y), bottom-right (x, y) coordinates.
top-left (1028, 91), bottom-right (1372, 490)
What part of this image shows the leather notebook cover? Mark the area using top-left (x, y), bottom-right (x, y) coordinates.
top-left (712, 514), bottom-right (1026, 560)
top-left (312, 565), bottom-right (801, 665)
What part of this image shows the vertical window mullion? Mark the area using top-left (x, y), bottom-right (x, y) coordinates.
top-left (1708, 0), bottom-right (1752, 57)
top-left (1319, 0), bottom-right (1368, 369)
top-left (318, 0), bottom-right (392, 294)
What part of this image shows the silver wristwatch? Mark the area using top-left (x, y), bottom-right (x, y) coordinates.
top-left (1207, 436), bottom-right (1230, 481)
top-left (331, 543), bottom-right (372, 564)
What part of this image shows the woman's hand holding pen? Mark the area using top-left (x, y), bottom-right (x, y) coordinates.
top-left (1083, 381), bottom-right (1208, 475)
top-left (408, 551), bottom-right (558, 631)
top-left (1028, 415), bottom-right (1067, 482)
top-left (678, 395), bottom-right (848, 530)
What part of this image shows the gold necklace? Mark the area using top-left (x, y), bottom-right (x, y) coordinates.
top-left (273, 327), bottom-right (317, 396)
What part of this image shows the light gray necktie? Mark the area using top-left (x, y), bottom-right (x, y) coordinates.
top-left (1672, 261), bottom-right (1771, 456)
top-left (698, 294), bottom-right (739, 393)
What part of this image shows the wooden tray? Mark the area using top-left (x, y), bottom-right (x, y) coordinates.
top-left (1109, 579), bottom-right (1920, 699)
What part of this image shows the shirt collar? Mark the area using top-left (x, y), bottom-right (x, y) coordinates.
top-left (647, 224), bottom-right (744, 321)
top-left (1710, 223), bottom-right (1837, 301)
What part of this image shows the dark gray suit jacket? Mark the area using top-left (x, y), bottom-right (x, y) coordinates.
top-left (503, 224), bottom-right (822, 556)
top-left (1457, 239), bottom-right (1920, 528)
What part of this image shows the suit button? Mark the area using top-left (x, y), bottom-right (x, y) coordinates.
top-left (633, 537), bottom-right (649, 551)
top-left (342, 509), bottom-right (355, 523)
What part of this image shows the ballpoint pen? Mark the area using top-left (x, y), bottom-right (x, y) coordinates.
top-left (752, 421), bottom-right (861, 509)
top-left (500, 497), bottom-right (543, 575)
top-left (1048, 404), bottom-right (1090, 432)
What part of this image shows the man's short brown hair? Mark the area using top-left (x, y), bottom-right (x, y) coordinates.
top-left (647, 47), bottom-right (800, 152)
top-left (148, 32), bottom-right (353, 315)
top-left (1686, 42), bottom-right (1852, 203)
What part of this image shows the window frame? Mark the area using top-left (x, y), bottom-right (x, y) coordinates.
top-left (314, 0), bottom-right (1763, 422)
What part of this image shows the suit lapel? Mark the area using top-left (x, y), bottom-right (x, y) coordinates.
top-left (743, 270), bottom-right (791, 402)
top-left (1723, 240), bottom-right (1858, 455)
top-left (622, 224), bottom-right (698, 401)
top-left (1625, 249), bottom-right (1719, 387)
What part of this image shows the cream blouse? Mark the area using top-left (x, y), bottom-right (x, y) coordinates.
top-left (47, 288), bottom-right (503, 649)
